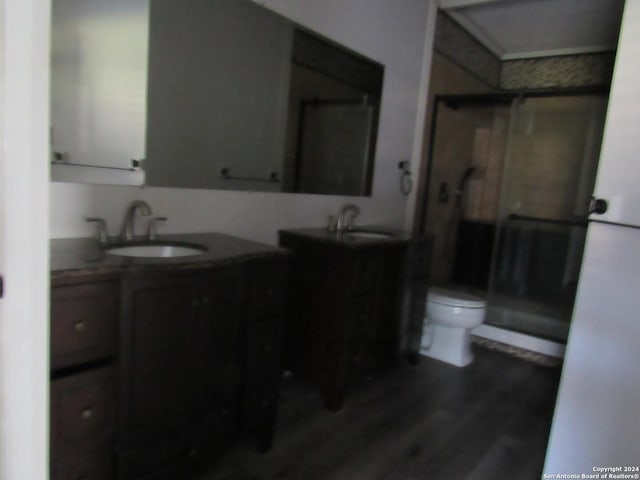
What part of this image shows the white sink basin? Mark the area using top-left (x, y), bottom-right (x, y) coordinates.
top-left (346, 231), bottom-right (396, 239)
top-left (106, 243), bottom-right (206, 258)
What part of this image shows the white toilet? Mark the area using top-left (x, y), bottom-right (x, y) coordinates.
top-left (420, 287), bottom-right (486, 367)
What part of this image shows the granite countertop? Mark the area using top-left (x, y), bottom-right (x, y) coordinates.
top-left (51, 232), bottom-right (290, 279)
top-left (278, 226), bottom-right (413, 248)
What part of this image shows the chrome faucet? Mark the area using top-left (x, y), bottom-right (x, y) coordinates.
top-left (336, 204), bottom-right (360, 231)
top-left (120, 200), bottom-right (152, 241)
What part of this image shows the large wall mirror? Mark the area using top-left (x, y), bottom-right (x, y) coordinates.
top-left (50, 0), bottom-right (384, 196)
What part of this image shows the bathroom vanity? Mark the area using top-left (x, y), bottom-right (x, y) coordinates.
top-left (278, 228), bottom-right (430, 410)
top-left (49, 234), bottom-right (290, 480)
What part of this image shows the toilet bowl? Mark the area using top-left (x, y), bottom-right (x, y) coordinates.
top-left (420, 287), bottom-right (486, 367)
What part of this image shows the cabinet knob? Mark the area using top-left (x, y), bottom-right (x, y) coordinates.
top-left (188, 448), bottom-right (199, 459)
top-left (191, 298), bottom-right (200, 307)
top-left (74, 321), bottom-right (86, 332)
top-left (202, 296), bottom-right (211, 305)
top-left (81, 407), bottom-right (94, 420)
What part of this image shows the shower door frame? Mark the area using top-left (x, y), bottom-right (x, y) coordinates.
top-left (418, 86), bottom-right (609, 236)
top-left (416, 86), bottom-right (610, 354)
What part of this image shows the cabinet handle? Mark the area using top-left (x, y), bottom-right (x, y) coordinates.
top-left (81, 407), bottom-right (94, 420)
top-left (74, 321), bottom-right (86, 332)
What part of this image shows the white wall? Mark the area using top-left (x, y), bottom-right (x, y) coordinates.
top-left (50, 0), bottom-right (435, 245)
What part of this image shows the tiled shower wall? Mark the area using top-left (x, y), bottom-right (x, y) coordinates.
top-left (500, 53), bottom-right (616, 90)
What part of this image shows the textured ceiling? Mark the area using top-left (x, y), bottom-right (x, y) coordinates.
top-left (443, 0), bottom-right (625, 60)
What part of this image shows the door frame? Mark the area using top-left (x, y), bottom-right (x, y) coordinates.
top-left (0, 0), bottom-right (50, 479)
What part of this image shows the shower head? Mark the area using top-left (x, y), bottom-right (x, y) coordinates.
top-left (457, 167), bottom-right (476, 193)
top-left (454, 167), bottom-right (478, 207)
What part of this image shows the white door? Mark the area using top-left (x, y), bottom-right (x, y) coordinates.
top-left (0, 0), bottom-right (50, 479)
top-left (544, 1), bottom-right (640, 474)
top-left (587, 0), bottom-right (640, 227)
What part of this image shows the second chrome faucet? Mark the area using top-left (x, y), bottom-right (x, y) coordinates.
top-left (335, 204), bottom-right (360, 231)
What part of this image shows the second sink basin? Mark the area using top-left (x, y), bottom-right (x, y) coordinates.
top-left (105, 242), bottom-right (206, 258)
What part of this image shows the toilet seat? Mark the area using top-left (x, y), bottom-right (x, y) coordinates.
top-left (428, 287), bottom-right (485, 308)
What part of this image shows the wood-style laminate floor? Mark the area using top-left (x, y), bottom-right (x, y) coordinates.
top-left (201, 346), bottom-right (561, 480)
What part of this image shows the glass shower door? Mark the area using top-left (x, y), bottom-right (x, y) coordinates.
top-left (486, 95), bottom-right (608, 342)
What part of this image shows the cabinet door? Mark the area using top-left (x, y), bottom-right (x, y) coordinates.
top-left (120, 275), bottom-right (201, 435)
top-left (243, 258), bottom-right (288, 451)
top-left (372, 249), bottom-right (404, 367)
top-left (347, 294), bottom-right (379, 380)
top-left (246, 259), bottom-right (288, 322)
top-left (51, 451), bottom-right (113, 480)
top-left (405, 277), bottom-right (428, 361)
top-left (193, 267), bottom-right (243, 412)
top-left (117, 439), bottom-right (186, 480)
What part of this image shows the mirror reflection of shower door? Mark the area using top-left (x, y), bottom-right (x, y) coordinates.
top-left (295, 101), bottom-right (373, 195)
top-left (486, 95), bottom-right (608, 342)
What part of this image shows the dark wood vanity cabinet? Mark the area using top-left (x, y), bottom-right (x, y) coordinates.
top-left (50, 245), bottom-right (289, 480)
top-left (279, 231), bottom-right (408, 410)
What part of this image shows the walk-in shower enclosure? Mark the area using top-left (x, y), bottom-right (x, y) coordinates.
top-left (421, 90), bottom-right (608, 343)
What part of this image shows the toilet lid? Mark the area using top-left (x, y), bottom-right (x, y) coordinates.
top-left (428, 287), bottom-right (486, 308)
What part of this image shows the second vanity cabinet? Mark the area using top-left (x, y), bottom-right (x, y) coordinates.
top-left (50, 235), bottom-right (289, 480)
top-left (279, 229), bottom-right (421, 410)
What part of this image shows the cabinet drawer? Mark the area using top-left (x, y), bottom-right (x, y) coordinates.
top-left (51, 366), bottom-right (115, 462)
top-left (51, 450), bottom-right (113, 480)
top-left (51, 282), bottom-right (118, 370)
